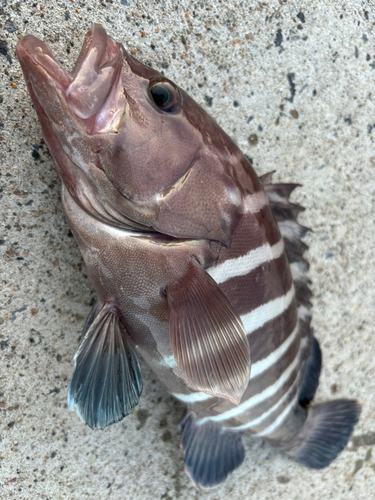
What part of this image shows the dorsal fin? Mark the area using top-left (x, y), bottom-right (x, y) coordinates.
top-left (261, 172), bottom-right (316, 401)
top-left (260, 172), bottom-right (312, 309)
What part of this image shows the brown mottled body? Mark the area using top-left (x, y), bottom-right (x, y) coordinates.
top-left (62, 186), bottom-right (221, 396)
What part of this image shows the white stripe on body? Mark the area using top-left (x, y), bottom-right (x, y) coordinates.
top-left (242, 284), bottom-right (295, 336)
top-left (241, 190), bottom-right (269, 214)
top-left (208, 239), bottom-right (284, 285)
top-left (231, 379), bottom-right (298, 431)
top-left (250, 322), bottom-right (299, 379)
top-left (254, 393), bottom-right (299, 437)
top-left (198, 346), bottom-right (300, 424)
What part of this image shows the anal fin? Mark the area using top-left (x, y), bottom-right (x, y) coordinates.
top-left (68, 303), bottom-right (142, 429)
top-left (278, 400), bottom-right (361, 468)
top-left (181, 411), bottom-right (245, 489)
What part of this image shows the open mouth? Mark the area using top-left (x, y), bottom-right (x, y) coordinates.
top-left (16, 25), bottom-right (214, 242)
top-left (16, 25), bottom-right (154, 233)
top-left (16, 24), bottom-right (125, 135)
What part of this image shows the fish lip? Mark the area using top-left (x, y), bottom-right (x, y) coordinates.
top-left (16, 24), bottom-right (124, 126)
top-left (16, 35), bottom-right (72, 93)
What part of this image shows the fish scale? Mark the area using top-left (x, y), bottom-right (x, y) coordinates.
top-left (16, 23), bottom-right (361, 490)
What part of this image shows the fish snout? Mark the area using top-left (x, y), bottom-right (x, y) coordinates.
top-left (16, 35), bottom-right (72, 92)
top-left (16, 25), bottom-right (126, 135)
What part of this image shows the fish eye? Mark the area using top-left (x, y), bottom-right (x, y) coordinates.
top-left (149, 81), bottom-right (179, 112)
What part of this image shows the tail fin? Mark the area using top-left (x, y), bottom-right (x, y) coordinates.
top-left (277, 400), bottom-right (361, 468)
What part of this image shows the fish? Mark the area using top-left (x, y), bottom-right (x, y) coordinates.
top-left (16, 24), bottom-right (361, 489)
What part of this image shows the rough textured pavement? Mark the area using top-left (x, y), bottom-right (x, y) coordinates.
top-left (1, 1), bottom-right (375, 499)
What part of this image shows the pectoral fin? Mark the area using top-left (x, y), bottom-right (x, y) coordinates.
top-left (167, 259), bottom-right (251, 405)
top-left (81, 298), bottom-right (103, 337)
top-left (68, 303), bottom-right (142, 429)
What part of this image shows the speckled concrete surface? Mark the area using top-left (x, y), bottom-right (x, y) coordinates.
top-left (1, 0), bottom-right (375, 499)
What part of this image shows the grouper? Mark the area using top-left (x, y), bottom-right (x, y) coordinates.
top-left (16, 24), bottom-right (360, 488)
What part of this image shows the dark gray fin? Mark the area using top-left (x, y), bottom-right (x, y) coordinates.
top-left (167, 258), bottom-right (251, 405)
top-left (180, 411), bottom-right (245, 489)
top-left (81, 299), bottom-right (103, 337)
top-left (277, 400), bottom-right (361, 468)
top-left (260, 171), bottom-right (311, 309)
top-left (299, 336), bottom-right (322, 406)
top-left (68, 303), bottom-right (142, 429)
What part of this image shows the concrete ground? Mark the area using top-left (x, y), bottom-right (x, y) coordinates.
top-left (1, 0), bottom-right (375, 498)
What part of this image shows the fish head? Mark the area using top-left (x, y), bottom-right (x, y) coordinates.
top-left (17, 24), bottom-right (254, 243)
